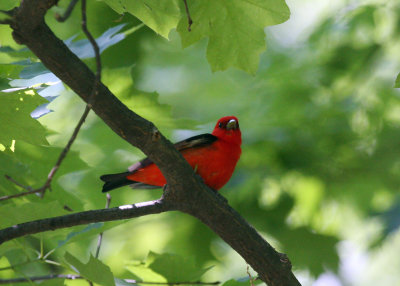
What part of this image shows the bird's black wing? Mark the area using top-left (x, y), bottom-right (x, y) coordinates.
top-left (173, 133), bottom-right (217, 151)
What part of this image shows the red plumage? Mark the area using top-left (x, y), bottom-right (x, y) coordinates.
top-left (100, 116), bottom-right (241, 192)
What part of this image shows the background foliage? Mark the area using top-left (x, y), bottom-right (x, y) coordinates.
top-left (1, 0), bottom-right (400, 285)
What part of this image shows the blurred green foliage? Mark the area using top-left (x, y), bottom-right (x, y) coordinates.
top-left (1, 0), bottom-right (400, 285)
top-left (64, 252), bottom-right (115, 286)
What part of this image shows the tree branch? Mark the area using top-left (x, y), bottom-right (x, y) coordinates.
top-left (0, 199), bottom-right (172, 243)
top-left (5, 1), bottom-right (302, 285)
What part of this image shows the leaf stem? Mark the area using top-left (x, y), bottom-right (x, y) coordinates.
top-left (55, 0), bottom-right (79, 22)
top-left (95, 193), bottom-right (111, 258)
top-left (182, 0), bottom-right (193, 31)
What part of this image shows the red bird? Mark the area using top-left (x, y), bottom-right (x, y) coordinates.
top-left (100, 116), bottom-right (242, 192)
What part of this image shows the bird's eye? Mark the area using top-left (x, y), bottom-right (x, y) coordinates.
top-left (218, 122), bottom-right (223, 128)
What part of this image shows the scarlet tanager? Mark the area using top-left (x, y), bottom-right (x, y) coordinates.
top-left (100, 116), bottom-right (242, 192)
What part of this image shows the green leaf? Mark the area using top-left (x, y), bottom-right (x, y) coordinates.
top-left (57, 221), bottom-right (126, 248)
top-left (177, 0), bottom-right (290, 74)
top-left (0, 0), bottom-right (18, 10)
top-left (0, 89), bottom-right (49, 147)
top-left (57, 223), bottom-right (104, 248)
top-left (279, 227), bottom-right (339, 275)
top-left (65, 252), bottom-right (115, 286)
top-left (99, 0), bottom-right (180, 39)
top-left (127, 251), bottom-right (211, 282)
top-left (0, 63), bottom-right (24, 79)
top-left (37, 279), bottom-right (65, 286)
top-left (121, 88), bottom-right (173, 129)
top-left (0, 140), bottom-right (88, 211)
top-left (395, 72), bottom-right (400, 88)
top-left (222, 278), bottom-right (256, 286)
top-left (0, 201), bottom-right (68, 228)
top-left (126, 262), bottom-right (166, 282)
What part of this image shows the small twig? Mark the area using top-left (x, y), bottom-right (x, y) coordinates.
top-left (4, 175), bottom-right (33, 190)
top-left (0, 274), bottom-right (82, 284)
top-left (182, 0), bottom-right (193, 32)
top-left (81, 0), bottom-right (102, 105)
top-left (0, 9), bottom-right (14, 24)
top-left (0, 19), bottom-right (12, 25)
top-left (1, 104), bottom-right (91, 202)
top-left (246, 265), bottom-right (255, 286)
top-left (55, 0), bottom-right (79, 22)
top-left (0, 9), bottom-right (14, 16)
top-left (94, 193), bottom-right (111, 258)
top-left (0, 175), bottom-right (37, 201)
top-left (43, 104), bottom-right (91, 193)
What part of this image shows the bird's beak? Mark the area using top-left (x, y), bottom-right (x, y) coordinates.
top-left (226, 119), bottom-right (238, 130)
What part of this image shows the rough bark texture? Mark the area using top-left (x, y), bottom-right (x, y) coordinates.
top-left (1, 1), bottom-right (302, 285)
top-left (0, 200), bottom-right (170, 242)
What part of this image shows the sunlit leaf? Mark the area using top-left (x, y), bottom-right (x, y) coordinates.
top-left (99, 0), bottom-right (180, 39)
top-left (0, 0), bottom-right (18, 11)
top-left (0, 89), bottom-right (48, 147)
top-left (0, 140), bottom-right (88, 211)
top-left (177, 0), bottom-right (290, 74)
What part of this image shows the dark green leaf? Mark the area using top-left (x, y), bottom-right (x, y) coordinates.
top-left (65, 252), bottom-right (115, 286)
top-left (222, 278), bottom-right (257, 286)
top-left (127, 252), bottom-right (211, 282)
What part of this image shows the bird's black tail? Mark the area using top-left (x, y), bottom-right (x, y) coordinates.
top-left (100, 172), bottom-right (132, 192)
top-left (100, 172), bottom-right (160, 192)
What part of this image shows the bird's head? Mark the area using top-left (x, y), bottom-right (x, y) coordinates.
top-left (212, 116), bottom-right (241, 145)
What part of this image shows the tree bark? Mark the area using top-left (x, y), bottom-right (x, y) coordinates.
top-left (0, 200), bottom-right (170, 243)
top-left (2, 1), bottom-right (302, 285)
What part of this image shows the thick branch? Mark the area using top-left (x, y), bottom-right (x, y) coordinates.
top-left (5, 1), bottom-right (302, 285)
top-left (0, 200), bottom-right (171, 243)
